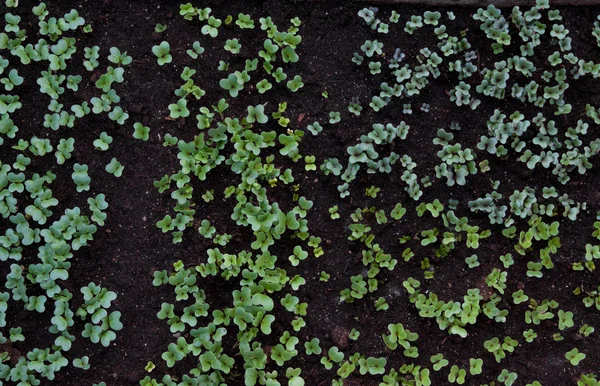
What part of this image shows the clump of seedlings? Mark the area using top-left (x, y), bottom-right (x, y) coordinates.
top-left (0, 3), bottom-right (127, 383)
top-left (4, 1), bottom-right (600, 385)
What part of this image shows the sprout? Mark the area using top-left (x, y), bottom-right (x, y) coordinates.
top-left (256, 79), bottom-right (272, 94)
top-left (55, 137), bottom-right (75, 164)
top-left (369, 61), bottom-right (381, 75)
top-left (66, 75), bottom-right (82, 92)
top-left (550, 24), bottom-right (569, 40)
top-left (152, 41), bottom-right (172, 66)
top-left (12, 153), bottom-right (30, 172)
top-left (307, 121), bottom-right (323, 135)
top-left (133, 122), bottom-right (150, 141)
top-left (497, 369), bottom-right (517, 385)
top-left (217, 61), bottom-right (229, 72)
top-left (108, 106), bottom-right (129, 125)
top-left (450, 81), bottom-right (472, 107)
top-left (348, 102), bottom-right (362, 116)
top-left (279, 133), bottom-right (299, 156)
top-left (105, 158), bottom-right (124, 177)
top-left (154, 23), bottom-right (166, 33)
top-left (219, 73), bottom-right (243, 97)
top-left (180, 66), bottom-right (196, 82)
top-left (64, 9), bottom-right (85, 29)
top-left (431, 354), bottom-right (449, 371)
top-left (282, 46), bottom-right (299, 63)
top-left (465, 254), bottom-right (479, 268)
top-left (424, 11), bottom-right (441, 26)
top-left (186, 41), bottom-right (204, 59)
top-left (304, 338), bottom-right (322, 355)
top-left (168, 99), bottom-right (190, 119)
top-left (352, 52), bottom-right (364, 65)
top-left (72, 163), bottom-right (91, 192)
top-left (260, 38), bottom-right (279, 61)
top-left (163, 133), bottom-right (178, 146)
top-left (224, 38), bottom-right (241, 54)
top-left (329, 111), bottom-right (341, 124)
top-left (236, 13), bottom-right (254, 29)
top-left (108, 47), bottom-right (132, 66)
top-left (405, 15), bottom-right (423, 34)
top-left (377, 23), bottom-right (389, 33)
top-left (466, 358), bottom-right (483, 376)
top-left (513, 56), bottom-right (535, 76)
top-left (1, 69), bottom-right (23, 91)
top-left (179, 3), bottom-right (199, 20)
top-left (273, 67), bottom-right (287, 83)
top-left (393, 48), bottom-right (406, 62)
top-left (579, 324), bottom-right (594, 337)
top-left (93, 132), bottom-right (113, 151)
top-left (32, 3), bottom-right (48, 19)
top-left (548, 51), bottom-right (562, 66)
top-left (95, 66), bottom-right (124, 92)
top-left (84, 46), bottom-right (100, 71)
top-left (73, 356), bottom-right (90, 370)
top-left (358, 8), bottom-right (375, 24)
top-left (272, 101), bottom-right (290, 126)
top-left (201, 16), bottom-right (222, 37)
top-left (360, 39), bottom-right (383, 57)
top-left (375, 297), bottom-right (389, 311)
top-left (536, 0), bottom-right (550, 9)
top-left (240, 59), bottom-right (257, 73)
top-left (286, 75), bottom-right (304, 92)
top-left (246, 104), bottom-right (268, 124)
top-left (370, 96), bottom-right (387, 111)
top-left (565, 348), bottom-right (585, 366)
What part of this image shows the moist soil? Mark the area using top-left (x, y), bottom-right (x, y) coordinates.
top-left (2, 0), bottom-right (600, 385)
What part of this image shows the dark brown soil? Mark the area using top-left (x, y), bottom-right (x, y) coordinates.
top-left (2, 0), bottom-right (600, 385)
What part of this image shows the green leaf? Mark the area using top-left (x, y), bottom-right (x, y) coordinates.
top-left (252, 293), bottom-right (274, 311)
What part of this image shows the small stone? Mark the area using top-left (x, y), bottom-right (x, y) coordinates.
top-left (331, 326), bottom-right (350, 349)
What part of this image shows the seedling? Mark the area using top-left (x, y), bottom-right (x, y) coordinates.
top-left (152, 41), bottom-right (172, 65)
top-left (168, 99), bottom-right (190, 119)
top-left (224, 38), bottom-right (241, 54)
top-left (246, 104), bottom-right (268, 124)
top-left (133, 122), bottom-right (150, 141)
top-left (94, 132), bottom-right (113, 151)
top-left (287, 75), bottom-right (304, 92)
top-left (565, 348), bottom-right (585, 365)
top-left (105, 158), bottom-right (124, 177)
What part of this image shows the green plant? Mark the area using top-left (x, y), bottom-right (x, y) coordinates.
top-left (93, 132), bottom-right (113, 151)
top-left (329, 111), bottom-right (341, 124)
top-left (469, 358), bottom-right (483, 375)
top-left (72, 163), bottom-right (91, 192)
top-left (168, 98), bottom-right (190, 119)
top-left (105, 158), bottom-right (124, 177)
top-left (224, 38), bottom-right (241, 54)
top-left (108, 47), bottom-right (132, 65)
top-left (133, 122), bottom-right (150, 141)
top-left (246, 104), bottom-right (268, 124)
top-left (152, 41), bottom-right (172, 65)
top-left (565, 348), bottom-right (586, 365)
top-left (287, 75), bottom-right (304, 92)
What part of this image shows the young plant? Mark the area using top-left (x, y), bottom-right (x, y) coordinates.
top-left (152, 41), bottom-right (172, 66)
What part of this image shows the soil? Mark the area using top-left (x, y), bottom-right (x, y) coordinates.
top-left (2, 0), bottom-right (600, 385)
